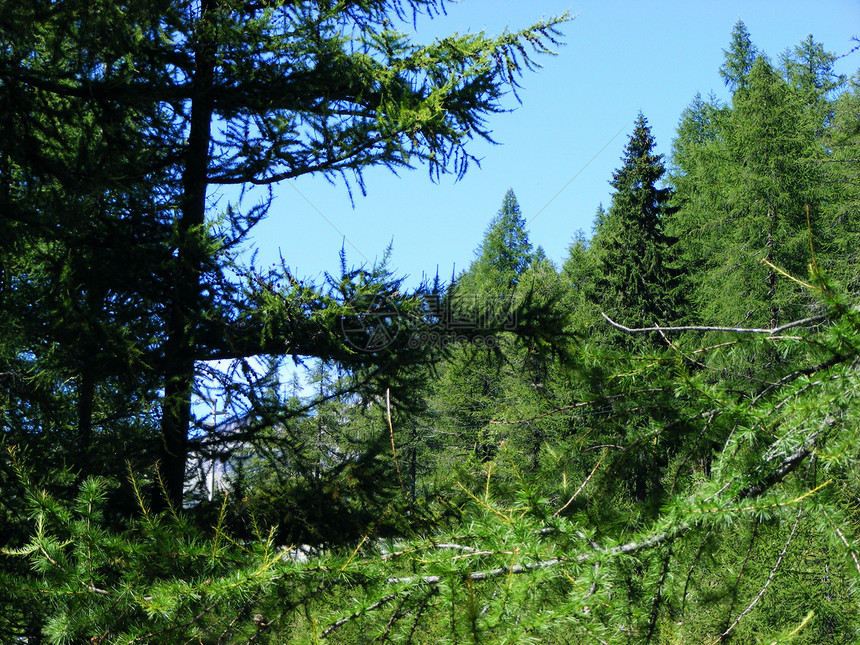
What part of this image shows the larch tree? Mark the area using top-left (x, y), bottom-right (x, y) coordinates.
top-left (0, 0), bottom-right (568, 509)
top-left (430, 189), bottom-right (570, 469)
top-left (459, 188), bottom-right (535, 292)
top-left (432, 189), bottom-right (536, 463)
top-left (665, 92), bottom-right (730, 317)
top-left (6, 21), bottom-right (860, 644)
top-left (780, 34), bottom-right (844, 126)
top-left (703, 57), bottom-right (821, 328)
top-left (720, 20), bottom-right (759, 91)
top-left (820, 73), bottom-right (860, 293)
top-left (0, 0), bottom-right (173, 500)
top-left (669, 28), bottom-right (843, 330)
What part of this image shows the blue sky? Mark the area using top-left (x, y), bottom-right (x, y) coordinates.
top-left (236, 0), bottom-right (859, 289)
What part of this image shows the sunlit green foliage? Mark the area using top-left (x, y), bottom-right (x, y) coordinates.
top-left (3, 10), bottom-right (860, 645)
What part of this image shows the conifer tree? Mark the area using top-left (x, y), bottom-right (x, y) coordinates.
top-left (669, 92), bottom-right (727, 178)
top-left (780, 35), bottom-right (844, 113)
top-left (677, 57), bottom-right (822, 328)
top-left (669, 29), bottom-right (842, 330)
top-left (10, 12), bottom-right (860, 645)
top-left (665, 93), bottom-right (730, 307)
top-left (434, 190), bottom-right (534, 461)
top-left (727, 57), bottom-right (818, 326)
top-left (430, 190), bottom-right (570, 469)
top-left (459, 188), bottom-right (535, 292)
top-left (820, 74), bottom-right (860, 292)
top-left (589, 113), bottom-right (681, 331)
top-left (0, 6), bottom-right (171, 503)
top-left (0, 0), bottom-right (568, 509)
top-left (720, 20), bottom-right (759, 91)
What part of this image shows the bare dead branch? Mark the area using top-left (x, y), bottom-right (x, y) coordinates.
top-left (321, 593), bottom-right (401, 638)
top-left (601, 313), bottom-right (826, 335)
top-left (716, 509), bottom-right (802, 643)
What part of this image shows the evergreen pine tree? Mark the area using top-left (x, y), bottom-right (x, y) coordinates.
top-left (589, 113), bottom-right (681, 330)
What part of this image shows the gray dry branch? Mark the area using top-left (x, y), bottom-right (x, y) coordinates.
top-left (319, 421), bottom-right (827, 638)
top-left (600, 312), bottom-right (826, 335)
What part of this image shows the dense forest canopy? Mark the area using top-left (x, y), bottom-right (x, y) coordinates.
top-left (1, 3), bottom-right (860, 643)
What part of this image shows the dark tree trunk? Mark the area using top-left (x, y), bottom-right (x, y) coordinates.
top-left (158, 0), bottom-right (215, 510)
top-left (76, 367), bottom-right (95, 473)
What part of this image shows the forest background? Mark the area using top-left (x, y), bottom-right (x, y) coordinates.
top-left (248, 0), bottom-right (859, 286)
top-left (2, 1), bottom-right (860, 644)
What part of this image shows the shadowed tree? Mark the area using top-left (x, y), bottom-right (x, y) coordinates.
top-left (0, 0), bottom-right (568, 509)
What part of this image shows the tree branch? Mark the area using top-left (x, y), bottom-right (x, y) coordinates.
top-left (601, 313), bottom-right (826, 335)
top-left (716, 509), bottom-right (802, 643)
top-left (320, 593), bottom-right (401, 638)
top-left (375, 420), bottom-right (826, 597)
top-left (384, 557), bottom-right (562, 586)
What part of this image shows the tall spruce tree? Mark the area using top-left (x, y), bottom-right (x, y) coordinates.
top-left (589, 113), bottom-right (681, 331)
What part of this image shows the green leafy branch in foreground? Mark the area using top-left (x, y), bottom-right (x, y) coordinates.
top-left (5, 276), bottom-right (860, 644)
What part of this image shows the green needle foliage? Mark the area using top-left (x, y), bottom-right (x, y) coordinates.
top-left (6, 275), bottom-right (860, 643)
top-left (669, 22), bottom-right (844, 331)
top-left (3, 12), bottom-right (860, 645)
top-left (0, 0), bottom-right (569, 510)
top-left (588, 113), bottom-right (684, 336)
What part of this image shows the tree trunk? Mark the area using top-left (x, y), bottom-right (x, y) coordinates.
top-left (76, 367), bottom-right (95, 474)
top-left (158, 0), bottom-right (215, 510)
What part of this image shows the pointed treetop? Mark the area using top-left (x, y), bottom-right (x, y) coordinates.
top-left (463, 188), bottom-right (534, 291)
top-left (720, 20), bottom-right (760, 92)
top-left (780, 35), bottom-right (843, 100)
top-left (590, 113), bottom-right (681, 327)
top-left (610, 113), bottom-right (665, 193)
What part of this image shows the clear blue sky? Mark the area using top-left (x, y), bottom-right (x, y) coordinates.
top-left (237, 0), bottom-right (858, 288)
